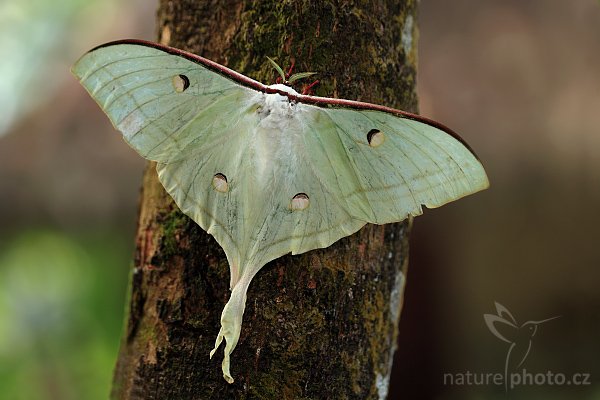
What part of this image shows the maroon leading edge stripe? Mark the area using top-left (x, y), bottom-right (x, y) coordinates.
top-left (88, 39), bottom-right (479, 158)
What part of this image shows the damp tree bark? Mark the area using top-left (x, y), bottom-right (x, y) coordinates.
top-left (111, 1), bottom-right (419, 399)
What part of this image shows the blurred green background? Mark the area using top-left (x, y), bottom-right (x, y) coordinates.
top-left (0, 0), bottom-right (598, 399)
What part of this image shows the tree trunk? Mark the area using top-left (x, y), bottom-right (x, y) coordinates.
top-left (111, 1), bottom-right (419, 399)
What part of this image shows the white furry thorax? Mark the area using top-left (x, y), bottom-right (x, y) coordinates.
top-left (257, 84), bottom-right (302, 130)
top-left (266, 83), bottom-right (300, 96)
top-left (252, 84), bottom-right (305, 183)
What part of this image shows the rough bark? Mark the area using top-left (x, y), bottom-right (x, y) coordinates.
top-left (111, 1), bottom-right (419, 399)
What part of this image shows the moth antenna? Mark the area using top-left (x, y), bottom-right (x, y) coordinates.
top-left (286, 60), bottom-right (295, 79)
top-left (267, 56), bottom-right (286, 83)
top-left (302, 79), bottom-right (320, 95)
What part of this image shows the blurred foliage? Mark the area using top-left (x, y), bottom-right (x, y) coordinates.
top-left (0, 230), bottom-right (130, 400)
top-left (0, 0), bottom-right (106, 135)
top-left (0, 0), bottom-right (152, 396)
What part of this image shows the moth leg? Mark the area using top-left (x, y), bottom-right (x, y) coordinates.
top-left (302, 79), bottom-right (320, 95)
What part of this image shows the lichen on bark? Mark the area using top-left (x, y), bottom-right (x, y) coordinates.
top-left (111, 1), bottom-right (419, 399)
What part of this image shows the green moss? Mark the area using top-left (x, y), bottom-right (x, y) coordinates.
top-left (158, 210), bottom-right (188, 260)
top-left (137, 322), bottom-right (158, 344)
top-left (230, 0), bottom-right (418, 109)
top-left (250, 368), bottom-right (306, 399)
top-left (341, 351), bottom-right (363, 395)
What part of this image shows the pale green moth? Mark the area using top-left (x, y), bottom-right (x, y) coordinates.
top-left (72, 39), bottom-right (489, 383)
